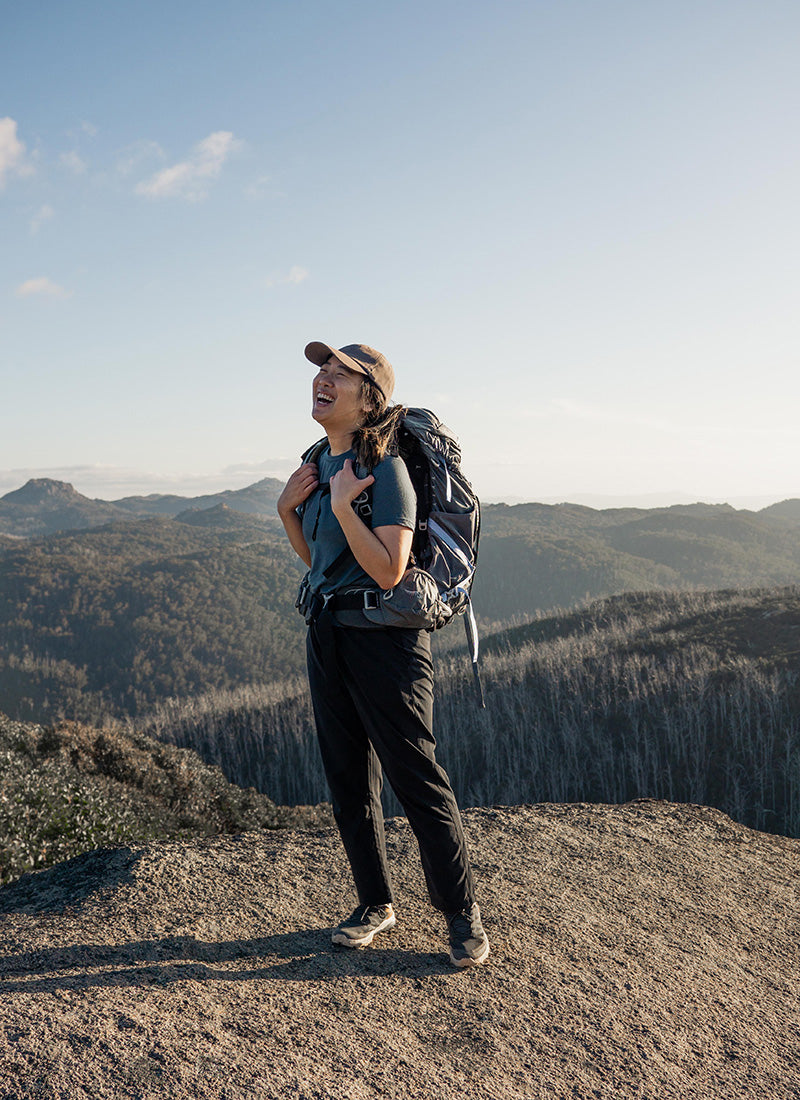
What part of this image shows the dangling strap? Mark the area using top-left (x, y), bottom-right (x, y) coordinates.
top-left (462, 597), bottom-right (485, 709)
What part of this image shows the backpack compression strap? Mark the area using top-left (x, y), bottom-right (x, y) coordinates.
top-left (460, 596), bottom-right (485, 708)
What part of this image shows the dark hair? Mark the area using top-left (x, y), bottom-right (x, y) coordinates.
top-left (352, 379), bottom-right (406, 470)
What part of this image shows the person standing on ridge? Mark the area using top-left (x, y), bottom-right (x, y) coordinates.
top-left (277, 340), bottom-right (489, 967)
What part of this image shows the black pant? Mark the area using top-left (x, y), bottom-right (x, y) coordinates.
top-left (306, 611), bottom-right (476, 914)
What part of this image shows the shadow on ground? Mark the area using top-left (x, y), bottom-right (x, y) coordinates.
top-left (0, 928), bottom-right (455, 993)
top-left (0, 847), bottom-right (141, 915)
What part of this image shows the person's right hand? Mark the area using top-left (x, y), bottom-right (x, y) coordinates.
top-left (277, 463), bottom-right (319, 518)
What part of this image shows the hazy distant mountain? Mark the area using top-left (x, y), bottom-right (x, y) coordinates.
top-left (105, 492), bottom-right (192, 517)
top-left (480, 500), bottom-right (742, 538)
top-left (3, 473), bottom-right (798, 541)
top-left (758, 499), bottom-right (800, 524)
top-left (0, 479), bottom-right (121, 536)
top-left (175, 502), bottom-right (278, 532)
top-left (0, 476), bottom-right (285, 536)
top-left (113, 477), bottom-right (284, 518)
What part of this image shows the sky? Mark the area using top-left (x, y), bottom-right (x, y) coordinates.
top-left (1, 0), bottom-right (799, 508)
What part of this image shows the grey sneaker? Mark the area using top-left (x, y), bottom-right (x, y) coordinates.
top-left (331, 904), bottom-right (396, 947)
top-left (447, 902), bottom-right (490, 967)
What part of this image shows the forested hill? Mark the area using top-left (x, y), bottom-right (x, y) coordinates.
top-left (2, 493), bottom-right (800, 724)
top-left (476, 498), bottom-right (800, 619)
top-left (0, 519), bottom-right (307, 722)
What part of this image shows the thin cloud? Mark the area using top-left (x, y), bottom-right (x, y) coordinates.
top-left (30, 204), bottom-right (55, 233)
top-left (265, 265), bottom-right (309, 289)
top-left (115, 139), bottom-right (165, 177)
top-left (60, 149), bottom-right (87, 174)
top-left (135, 131), bottom-right (241, 200)
top-left (244, 174), bottom-right (277, 199)
top-left (0, 117), bottom-right (33, 188)
top-left (16, 277), bottom-right (70, 299)
top-left (65, 120), bottom-right (98, 141)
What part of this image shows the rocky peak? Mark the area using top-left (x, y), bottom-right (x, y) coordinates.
top-left (1, 478), bottom-right (87, 505)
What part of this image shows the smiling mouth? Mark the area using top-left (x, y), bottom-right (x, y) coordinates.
top-left (315, 391), bottom-right (334, 406)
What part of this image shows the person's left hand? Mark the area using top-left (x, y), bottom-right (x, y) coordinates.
top-left (330, 459), bottom-right (375, 517)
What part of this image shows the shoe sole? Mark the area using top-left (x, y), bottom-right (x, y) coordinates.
top-left (331, 914), bottom-right (397, 948)
top-left (449, 940), bottom-right (490, 968)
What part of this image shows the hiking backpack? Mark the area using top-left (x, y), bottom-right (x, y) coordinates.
top-left (301, 408), bottom-right (485, 705)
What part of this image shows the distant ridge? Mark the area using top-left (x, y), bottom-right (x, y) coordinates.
top-left (2, 473), bottom-right (799, 539)
top-left (0, 476), bottom-right (285, 537)
top-left (175, 502), bottom-right (277, 532)
top-left (759, 499), bottom-right (800, 523)
top-left (113, 476), bottom-right (284, 518)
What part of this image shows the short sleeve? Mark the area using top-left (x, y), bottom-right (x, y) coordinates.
top-left (369, 455), bottom-right (417, 531)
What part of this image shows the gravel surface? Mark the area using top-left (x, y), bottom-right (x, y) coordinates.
top-left (0, 800), bottom-right (798, 1099)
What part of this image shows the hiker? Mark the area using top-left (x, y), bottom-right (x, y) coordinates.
top-left (277, 341), bottom-right (489, 968)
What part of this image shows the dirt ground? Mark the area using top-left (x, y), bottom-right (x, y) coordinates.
top-left (0, 800), bottom-right (798, 1100)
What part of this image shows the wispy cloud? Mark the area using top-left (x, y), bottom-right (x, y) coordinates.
top-left (244, 174), bottom-right (275, 199)
top-left (115, 139), bottom-right (165, 177)
top-left (59, 149), bottom-right (87, 175)
top-left (65, 120), bottom-right (98, 141)
top-left (265, 265), bottom-right (309, 289)
top-left (15, 277), bottom-right (70, 299)
top-left (135, 131), bottom-right (241, 200)
top-left (0, 117), bottom-right (34, 188)
top-left (30, 204), bottom-right (55, 233)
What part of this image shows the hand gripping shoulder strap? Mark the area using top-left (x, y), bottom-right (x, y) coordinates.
top-left (299, 438), bottom-right (373, 581)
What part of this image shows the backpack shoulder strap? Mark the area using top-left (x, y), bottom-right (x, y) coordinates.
top-left (298, 439), bottom-right (329, 520)
top-left (302, 438), bottom-right (328, 465)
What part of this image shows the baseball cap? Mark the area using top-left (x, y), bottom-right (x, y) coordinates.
top-left (304, 341), bottom-right (395, 402)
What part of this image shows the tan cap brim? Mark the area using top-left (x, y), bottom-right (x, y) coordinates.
top-left (304, 342), bottom-right (368, 376)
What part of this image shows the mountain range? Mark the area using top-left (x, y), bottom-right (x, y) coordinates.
top-left (0, 477), bottom-right (285, 537)
top-left (3, 475), bottom-right (800, 725)
top-left (3, 476), bottom-right (800, 539)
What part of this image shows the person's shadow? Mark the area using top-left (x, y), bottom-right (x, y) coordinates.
top-left (0, 847), bottom-right (454, 993)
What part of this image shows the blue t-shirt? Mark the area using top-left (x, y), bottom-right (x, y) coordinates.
top-left (302, 447), bottom-right (416, 594)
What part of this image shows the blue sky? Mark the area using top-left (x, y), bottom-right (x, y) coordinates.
top-left (2, 0), bottom-right (798, 506)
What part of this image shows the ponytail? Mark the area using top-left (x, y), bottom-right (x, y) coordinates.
top-left (352, 380), bottom-right (406, 470)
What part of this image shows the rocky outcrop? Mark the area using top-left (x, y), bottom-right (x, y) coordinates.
top-left (0, 479), bottom-right (120, 536)
top-left (0, 800), bottom-right (798, 1098)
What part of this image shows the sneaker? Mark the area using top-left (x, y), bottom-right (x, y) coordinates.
top-left (447, 902), bottom-right (490, 967)
top-left (331, 904), bottom-right (396, 948)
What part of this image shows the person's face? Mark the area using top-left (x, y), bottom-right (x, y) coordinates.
top-left (311, 355), bottom-right (366, 432)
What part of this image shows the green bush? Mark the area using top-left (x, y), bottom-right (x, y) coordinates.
top-left (0, 714), bottom-right (331, 887)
